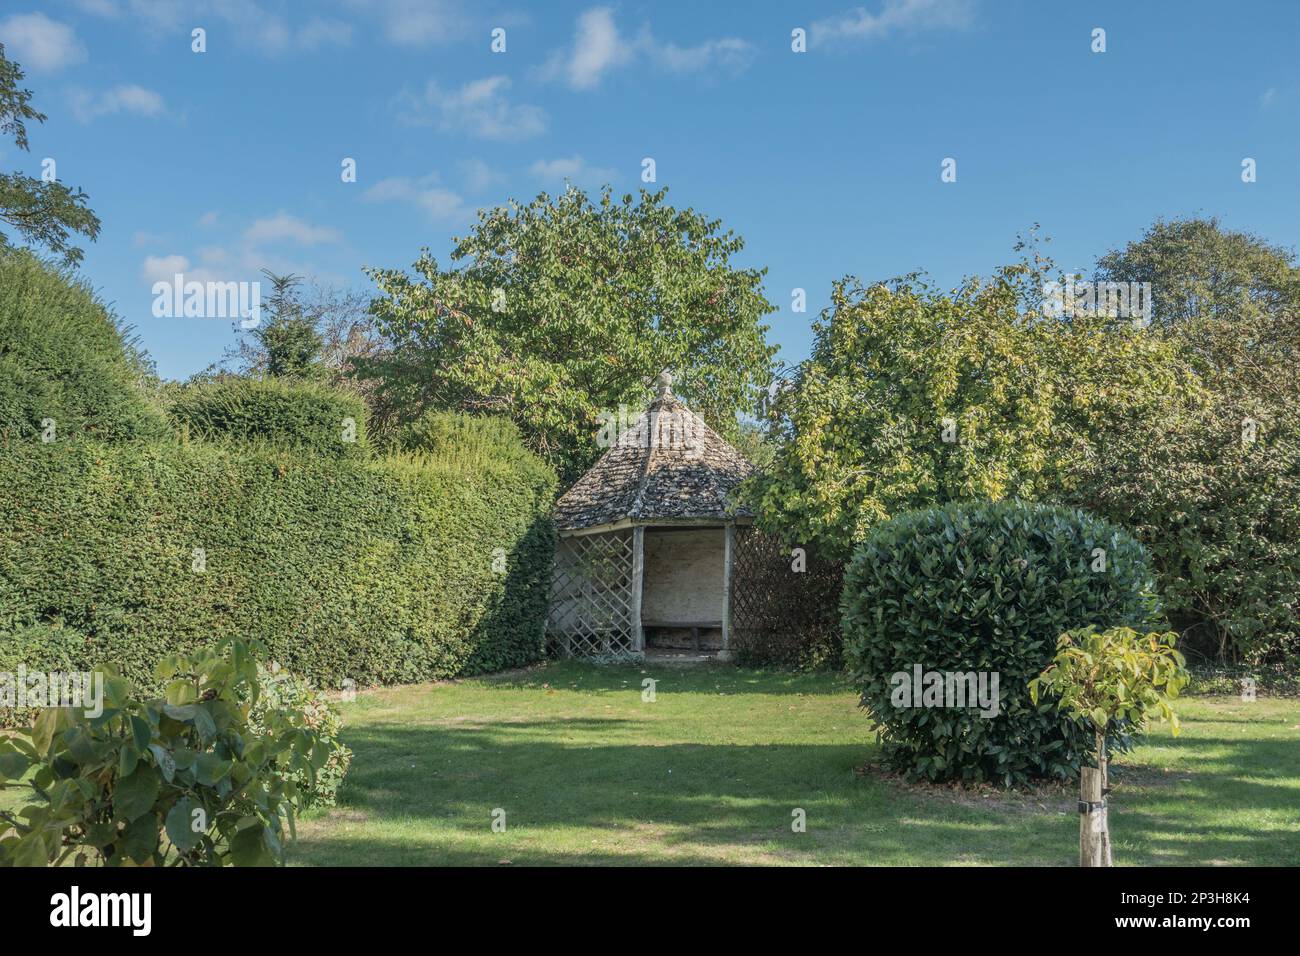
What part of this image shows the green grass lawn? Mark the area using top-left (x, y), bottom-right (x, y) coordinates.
top-left (289, 660), bottom-right (1300, 866)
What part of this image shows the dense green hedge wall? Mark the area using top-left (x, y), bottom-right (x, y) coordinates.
top-left (394, 407), bottom-right (538, 465)
top-left (167, 377), bottom-right (369, 457)
top-left (0, 432), bottom-right (556, 697)
top-left (841, 500), bottom-right (1160, 786)
top-left (0, 250), bottom-right (167, 442)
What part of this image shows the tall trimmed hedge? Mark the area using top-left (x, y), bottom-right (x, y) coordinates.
top-left (841, 500), bottom-right (1160, 786)
top-left (168, 377), bottom-right (369, 458)
top-left (0, 428), bottom-right (556, 695)
top-left (0, 250), bottom-right (166, 442)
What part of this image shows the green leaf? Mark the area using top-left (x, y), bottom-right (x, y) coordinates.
top-left (148, 744), bottom-right (176, 783)
top-left (165, 797), bottom-right (201, 853)
top-left (118, 745), bottom-right (139, 778)
top-left (119, 812), bottom-right (161, 864)
top-left (194, 752), bottom-right (232, 787)
top-left (229, 825), bottom-right (273, 867)
top-left (0, 751), bottom-right (31, 781)
top-left (130, 715), bottom-right (152, 752)
top-left (114, 765), bottom-right (160, 822)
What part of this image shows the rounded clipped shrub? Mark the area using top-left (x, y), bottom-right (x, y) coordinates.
top-left (841, 500), bottom-right (1160, 786)
top-left (395, 408), bottom-right (537, 467)
top-left (168, 378), bottom-right (368, 457)
top-left (0, 250), bottom-right (166, 442)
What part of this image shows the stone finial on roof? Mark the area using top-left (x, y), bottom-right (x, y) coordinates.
top-left (655, 369), bottom-right (673, 398)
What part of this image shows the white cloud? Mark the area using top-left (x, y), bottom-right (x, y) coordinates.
top-left (141, 212), bottom-right (344, 291)
top-left (74, 1), bottom-right (351, 55)
top-left (342, 0), bottom-right (468, 48)
top-left (529, 155), bottom-right (616, 186)
top-left (363, 173), bottom-right (467, 221)
top-left (552, 7), bottom-right (631, 90)
top-left (141, 253), bottom-right (192, 284)
top-left (541, 7), bottom-right (754, 90)
top-left (0, 13), bottom-right (87, 73)
top-left (396, 76), bottom-right (547, 140)
top-left (71, 84), bottom-right (167, 122)
top-left (243, 212), bottom-right (342, 246)
top-left (650, 37), bottom-right (754, 73)
top-left (811, 0), bottom-right (974, 46)
top-left (197, 211), bottom-right (220, 227)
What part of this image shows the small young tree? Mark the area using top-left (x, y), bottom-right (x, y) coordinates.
top-left (254, 271), bottom-right (325, 378)
top-left (1030, 626), bottom-right (1188, 865)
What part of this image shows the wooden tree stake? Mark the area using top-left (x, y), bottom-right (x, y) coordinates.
top-left (1079, 766), bottom-right (1110, 867)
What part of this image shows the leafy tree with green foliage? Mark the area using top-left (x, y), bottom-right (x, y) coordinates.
top-left (1096, 217), bottom-right (1300, 332)
top-left (361, 186), bottom-right (777, 480)
top-left (1088, 218), bottom-right (1300, 665)
top-left (749, 261), bottom-right (1194, 559)
top-left (1071, 388), bottom-right (1300, 666)
top-left (0, 639), bottom-right (342, 867)
top-left (0, 44), bottom-right (100, 267)
top-left (1029, 625), bottom-right (1185, 863)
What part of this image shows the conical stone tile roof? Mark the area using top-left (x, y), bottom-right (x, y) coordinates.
top-left (553, 372), bottom-right (753, 533)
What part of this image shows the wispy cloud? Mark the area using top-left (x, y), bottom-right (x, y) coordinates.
top-left (141, 253), bottom-right (194, 285)
top-left (396, 75), bottom-right (547, 140)
top-left (544, 7), bottom-right (632, 91)
top-left (649, 37), bottom-right (755, 74)
top-left (811, 0), bottom-right (974, 47)
top-left (243, 212), bottom-right (342, 246)
top-left (70, 84), bottom-right (167, 122)
top-left (0, 12), bottom-right (87, 73)
top-left (541, 6), bottom-right (754, 91)
top-left (141, 211), bottom-right (345, 289)
top-left (529, 155), bottom-right (616, 188)
top-left (363, 172), bottom-right (467, 221)
top-left (74, 0), bottom-right (351, 56)
top-left (341, 0), bottom-right (469, 48)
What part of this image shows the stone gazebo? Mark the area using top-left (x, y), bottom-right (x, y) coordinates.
top-left (547, 372), bottom-right (753, 659)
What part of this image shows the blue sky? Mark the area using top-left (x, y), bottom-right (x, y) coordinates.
top-left (2, 0), bottom-right (1298, 380)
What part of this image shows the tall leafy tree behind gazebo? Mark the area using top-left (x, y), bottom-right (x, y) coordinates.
top-left (360, 186), bottom-right (777, 480)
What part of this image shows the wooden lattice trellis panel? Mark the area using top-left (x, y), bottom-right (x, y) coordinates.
top-left (729, 526), bottom-right (845, 667)
top-left (547, 529), bottom-right (639, 658)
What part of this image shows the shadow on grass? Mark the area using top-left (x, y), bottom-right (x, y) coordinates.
top-left (290, 713), bottom-right (1299, 866)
